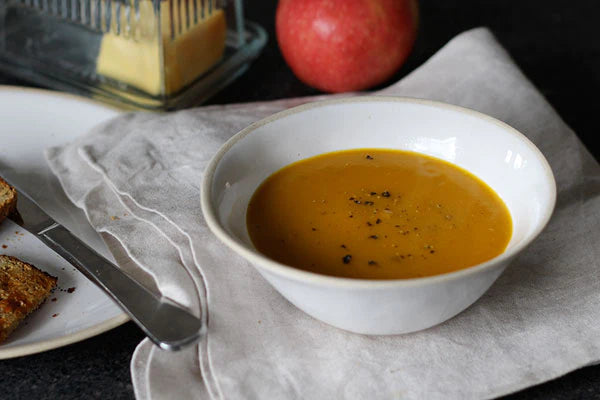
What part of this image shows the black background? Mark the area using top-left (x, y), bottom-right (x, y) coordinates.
top-left (0, 1), bottom-right (599, 399)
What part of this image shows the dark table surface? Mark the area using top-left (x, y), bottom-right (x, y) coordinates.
top-left (1, 1), bottom-right (599, 399)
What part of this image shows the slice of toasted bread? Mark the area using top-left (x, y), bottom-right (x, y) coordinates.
top-left (0, 177), bottom-right (18, 225)
top-left (0, 255), bottom-right (58, 344)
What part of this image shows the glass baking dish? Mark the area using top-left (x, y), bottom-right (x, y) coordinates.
top-left (0, 0), bottom-right (266, 110)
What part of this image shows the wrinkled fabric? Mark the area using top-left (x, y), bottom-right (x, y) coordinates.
top-left (46, 28), bottom-right (600, 400)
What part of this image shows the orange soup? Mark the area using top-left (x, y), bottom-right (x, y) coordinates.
top-left (247, 149), bottom-right (512, 279)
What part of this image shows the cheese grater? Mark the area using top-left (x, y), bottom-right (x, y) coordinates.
top-left (0, 0), bottom-right (266, 110)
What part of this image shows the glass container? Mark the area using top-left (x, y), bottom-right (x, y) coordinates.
top-left (0, 0), bottom-right (266, 110)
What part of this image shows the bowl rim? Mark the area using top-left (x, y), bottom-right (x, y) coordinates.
top-left (200, 95), bottom-right (557, 288)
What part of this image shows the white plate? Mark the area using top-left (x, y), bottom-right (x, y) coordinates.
top-left (0, 86), bottom-right (128, 359)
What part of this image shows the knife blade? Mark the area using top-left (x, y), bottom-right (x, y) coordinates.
top-left (2, 175), bottom-right (203, 351)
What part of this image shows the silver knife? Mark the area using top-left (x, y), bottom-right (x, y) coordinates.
top-left (4, 176), bottom-right (203, 351)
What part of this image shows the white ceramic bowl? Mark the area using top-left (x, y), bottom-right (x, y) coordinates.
top-left (201, 96), bottom-right (556, 335)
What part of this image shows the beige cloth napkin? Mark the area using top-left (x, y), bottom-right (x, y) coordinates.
top-left (46, 28), bottom-right (600, 399)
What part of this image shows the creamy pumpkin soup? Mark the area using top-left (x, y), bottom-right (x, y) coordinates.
top-left (247, 149), bottom-right (512, 279)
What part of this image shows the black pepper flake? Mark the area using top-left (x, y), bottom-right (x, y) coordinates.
top-left (341, 244), bottom-right (346, 248)
top-left (430, 250), bottom-right (435, 254)
top-left (354, 200), bottom-right (362, 204)
top-left (342, 254), bottom-right (352, 264)
top-left (349, 215), bottom-right (354, 218)
top-left (376, 219), bottom-right (382, 224)
top-left (349, 197), bottom-right (355, 201)
top-left (67, 287), bottom-right (76, 293)
top-left (364, 201), bottom-right (374, 206)
top-left (382, 191), bottom-right (391, 197)
top-left (366, 222), bottom-right (372, 226)
top-left (370, 192), bottom-right (377, 196)
top-left (394, 225), bottom-right (400, 228)
top-left (368, 260), bottom-right (377, 266)
top-left (366, 155), bottom-right (374, 160)
top-left (368, 235), bottom-right (378, 239)
top-left (311, 227), bottom-right (317, 231)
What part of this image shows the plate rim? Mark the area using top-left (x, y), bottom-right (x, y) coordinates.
top-left (0, 84), bottom-right (130, 359)
top-left (0, 84), bottom-right (123, 111)
top-left (0, 314), bottom-right (130, 359)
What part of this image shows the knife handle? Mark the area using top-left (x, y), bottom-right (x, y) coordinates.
top-left (38, 223), bottom-right (203, 351)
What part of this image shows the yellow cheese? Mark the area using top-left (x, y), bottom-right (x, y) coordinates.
top-left (96, 1), bottom-right (226, 96)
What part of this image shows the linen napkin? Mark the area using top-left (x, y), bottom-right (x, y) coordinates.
top-left (46, 27), bottom-right (600, 400)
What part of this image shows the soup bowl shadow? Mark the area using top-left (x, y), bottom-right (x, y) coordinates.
top-left (200, 96), bottom-right (556, 335)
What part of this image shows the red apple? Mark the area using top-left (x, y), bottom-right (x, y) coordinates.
top-left (276, 0), bottom-right (418, 93)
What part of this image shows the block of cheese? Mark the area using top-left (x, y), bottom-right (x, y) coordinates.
top-left (96, 0), bottom-right (226, 96)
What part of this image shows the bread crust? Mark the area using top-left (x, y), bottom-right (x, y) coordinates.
top-left (0, 255), bottom-right (58, 344)
top-left (0, 177), bottom-right (18, 224)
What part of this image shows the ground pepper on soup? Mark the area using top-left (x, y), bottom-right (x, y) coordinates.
top-left (247, 149), bottom-right (512, 280)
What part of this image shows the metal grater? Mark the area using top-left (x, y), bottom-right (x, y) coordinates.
top-left (0, 0), bottom-right (266, 110)
top-left (10, 0), bottom-right (124, 32)
top-left (6, 0), bottom-right (223, 38)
